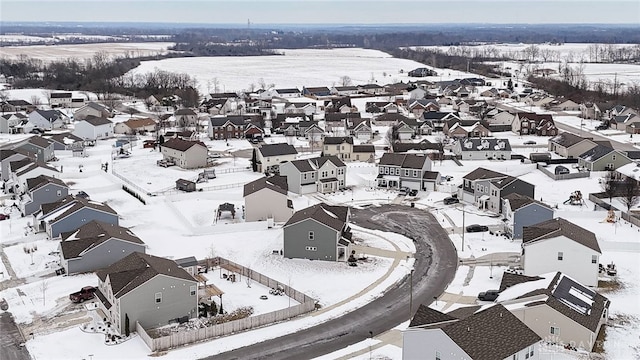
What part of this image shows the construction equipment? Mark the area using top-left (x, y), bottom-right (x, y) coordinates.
top-left (563, 190), bottom-right (585, 206)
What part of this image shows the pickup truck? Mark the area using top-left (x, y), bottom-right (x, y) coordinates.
top-left (69, 286), bottom-right (96, 303)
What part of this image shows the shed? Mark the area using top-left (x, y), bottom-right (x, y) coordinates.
top-left (529, 152), bottom-right (552, 162)
top-left (176, 178), bottom-right (196, 192)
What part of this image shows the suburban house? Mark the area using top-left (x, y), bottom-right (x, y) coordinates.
top-left (59, 220), bottom-right (146, 274)
top-left (373, 113), bottom-right (410, 126)
top-left (422, 111), bottom-right (461, 132)
top-left (404, 303), bottom-right (541, 360)
top-left (9, 159), bottom-right (59, 195)
top-left (512, 112), bottom-right (558, 136)
top-left (393, 121), bottom-right (416, 142)
top-left (74, 102), bottom-right (112, 121)
top-left (322, 137), bottom-right (355, 161)
top-left (377, 153), bottom-right (439, 192)
top-left (114, 118), bottom-right (157, 135)
top-left (452, 138), bottom-right (512, 161)
top-left (549, 98), bottom-right (580, 111)
top-left (199, 98), bottom-right (234, 115)
top-left (548, 132), bottom-right (598, 159)
top-left (447, 121), bottom-right (490, 138)
top-left (160, 138), bottom-right (208, 169)
top-left (483, 175), bottom-right (535, 214)
top-left (347, 118), bottom-right (373, 141)
top-left (1, 99), bottom-right (33, 112)
top-left (279, 156), bottom-right (347, 194)
top-left (352, 145), bottom-right (375, 162)
top-left (50, 92), bottom-right (86, 108)
top-left (20, 175), bottom-right (69, 216)
top-left (174, 108), bottom-right (198, 128)
top-left (496, 272), bottom-right (610, 351)
top-left (365, 101), bottom-right (398, 114)
top-left (283, 203), bottom-right (352, 262)
top-left (330, 86), bottom-right (359, 96)
top-left (1, 149), bottom-right (29, 182)
top-left (487, 110), bottom-right (516, 126)
top-left (17, 136), bottom-right (56, 163)
top-left (207, 116), bottom-right (256, 140)
top-left (407, 99), bottom-right (440, 117)
top-left (33, 195), bottom-right (119, 238)
top-left (243, 175), bottom-right (293, 223)
top-left (502, 193), bottom-right (554, 239)
top-left (522, 218), bottom-right (601, 287)
top-left (28, 109), bottom-right (69, 130)
top-left (579, 103), bottom-right (602, 120)
top-left (46, 132), bottom-right (85, 151)
top-left (73, 116), bottom-right (114, 141)
top-left (283, 102), bottom-right (317, 116)
top-left (392, 140), bottom-right (443, 159)
top-left (577, 145), bottom-right (633, 171)
top-left (95, 252), bottom-right (198, 334)
top-left (255, 143), bottom-right (298, 173)
top-left (0, 112), bottom-right (28, 134)
top-left (458, 167), bottom-right (509, 204)
top-left (615, 162), bottom-right (640, 187)
top-left (302, 86), bottom-right (332, 97)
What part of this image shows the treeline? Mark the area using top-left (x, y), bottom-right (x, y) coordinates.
top-left (170, 43), bottom-right (279, 57)
top-left (527, 75), bottom-right (640, 111)
top-left (110, 69), bottom-right (200, 107)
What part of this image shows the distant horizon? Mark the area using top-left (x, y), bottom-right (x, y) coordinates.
top-left (2, 1), bottom-right (639, 25)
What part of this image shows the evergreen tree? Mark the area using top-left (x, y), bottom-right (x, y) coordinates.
top-left (124, 314), bottom-right (130, 337)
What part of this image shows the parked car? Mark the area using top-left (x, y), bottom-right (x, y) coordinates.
top-left (399, 187), bottom-right (410, 196)
top-left (477, 289), bottom-right (500, 301)
top-left (596, 124), bottom-right (609, 130)
top-left (69, 286), bottom-right (96, 303)
top-left (442, 175), bottom-right (454, 181)
top-left (523, 140), bottom-right (536, 145)
top-left (466, 224), bottom-right (489, 232)
top-left (443, 197), bottom-right (459, 205)
top-left (0, 214), bottom-right (9, 221)
top-left (408, 189), bottom-right (418, 197)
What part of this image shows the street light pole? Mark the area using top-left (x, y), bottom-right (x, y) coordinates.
top-left (409, 269), bottom-right (414, 320)
top-left (461, 204), bottom-right (466, 252)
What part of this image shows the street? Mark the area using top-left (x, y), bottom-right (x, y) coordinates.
top-left (0, 312), bottom-right (31, 360)
top-left (204, 204), bottom-right (458, 360)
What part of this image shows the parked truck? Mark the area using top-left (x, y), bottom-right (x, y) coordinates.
top-left (69, 286), bottom-right (96, 303)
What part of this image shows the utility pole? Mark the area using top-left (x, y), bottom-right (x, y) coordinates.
top-left (461, 204), bottom-right (465, 252)
top-left (409, 269), bottom-right (414, 320)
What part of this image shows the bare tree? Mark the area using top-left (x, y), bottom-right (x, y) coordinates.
top-left (41, 279), bottom-right (49, 306)
top-left (620, 177), bottom-right (640, 212)
top-left (601, 171), bottom-right (619, 202)
top-left (340, 75), bottom-right (352, 86)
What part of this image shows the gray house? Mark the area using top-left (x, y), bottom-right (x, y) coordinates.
top-left (485, 175), bottom-right (535, 214)
top-left (59, 220), bottom-right (146, 274)
top-left (403, 303), bottom-right (541, 360)
top-left (377, 153), bottom-right (438, 192)
top-left (452, 138), bottom-right (512, 160)
top-left (278, 156), bottom-right (347, 194)
top-left (459, 167), bottom-right (508, 204)
top-left (20, 175), bottom-right (68, 216)
top-left (502, 193), bottom-right (554, 239)
top-left (578, 146), bottom-right (633, 171)
top-left (46, 132), bottom-right (85, 151)
top-left (95, 252), bottom-right (198, 334)
top-left (1, 149), bottom-right (29, 182)
top-left (548, 132), bottom-right (597, 159)
top-left (17, 136), bottom-right (55, 163)
top-left (283, 203), bottom-right (352, 262)
top-left (34, 196), bottom-right (119, 238)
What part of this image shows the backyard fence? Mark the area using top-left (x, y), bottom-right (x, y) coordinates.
top-left (589, 192), bottom-right (640, 228)
top-left (536, 163), bottom-right (591, 181)
top-left (136, 256), bottom-right (316, 352)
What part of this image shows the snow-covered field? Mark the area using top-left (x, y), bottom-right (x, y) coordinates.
top-left (0, 42), bottom-right (176, 61)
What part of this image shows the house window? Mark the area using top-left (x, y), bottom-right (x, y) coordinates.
top-left (308, 231), bottom-right (314, 240)
top-left (612, 154), bottom-right (616, 161)
top-left (190, 285), bottom-right (196, 296)
top-left (550, 326), bottom-right (560, 335)
top-left (557, 252), bottom-right (563, 261)
top-left (155, 292), bottom-right (162, 303)
top-left (413, 170), bottom-right (418, 177)
top-left (513, 354), bottom-right (519, 360)
top-left (395, 168), bottom-right (400, 175)
top-left (336, 145), bottom-right (340, 150)
top-left (324, 145), bottom-right (328, 150)
top-left (404, 170), bottom-right (409, 176)
top-left (305, 246), bottom-right (317, 251)
top-left (527, 345), bottom-right (534, 358)
top-left (56, 190), bottom-right (61, 196)
top-left (435, 351), bottom-right (441, 360)
top-left (303, 173), bottom-right (308, 180)
top-left (592, 255), bottom-right (598, 264)
top-left (339, 180), bottom-right (344, 186)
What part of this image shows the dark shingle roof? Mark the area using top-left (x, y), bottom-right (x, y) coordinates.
top-left (27, 136), bottom-right (53, 149)
top-left (243, 175), bottom-right (288, 197)
top-left (499, 272), bottom-right (544, 292)
top-left (445, 305), bottom-right (482, 320)
top-left (83, 116), bottom-right (113, 126)
top-left (288, 159), bottom-right (316, 172)
top-left (578, 145), bottom-right (617, 162)
top-left (96, 252), bottom-right (196, 298)
top-left (39, 195), bottom-right (117, 223)
top-left (161, 138), bottom-right (206, 152)
top-left (284, 203), bottom-right (348, 232)
top-left (174, 108), bottom-right (197, 115)
top-left (523, 218), bottom-right (601, 253)
top-left (457, 138), bottom-right (512, 152)
top-left (210, 116), bottom-right (246, 127)
top-left (441, 304), bottom-right (541, 360)
top-left (503, 193), bottom-right (551, 211)
top-left (353, 145), bottom-right (374, 153)
top-left (258, 143), bottom-right (298, 157)
top-left (311, 156), bottom-right (346, 168)
top-left (323, 136), bottom-right (354, 145)
top-left (26, 174), bottom-right (67, 192)
top-left (462, 167), bottom-right (507, 181)
top-left (550, 132), bottom-right (591, 147)
top-left (409, 304), bottom-right (458, 327)
top-left (60, 220), bottom-right (144, 260)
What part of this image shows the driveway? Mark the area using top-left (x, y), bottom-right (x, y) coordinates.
top-left (204, 204), bottom-right (458, 360)
top-left (0, 312), bottom-right (30, 360)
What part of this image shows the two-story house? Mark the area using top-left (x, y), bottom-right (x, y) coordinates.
top-left (95, 252), bottom-right (198, 334)
top-left (255, 143), bottom-right (298, 173)
top-left (73, 116), bottom-right (114, 141)
top-left (577, 145), bottom-right (633, 171)
top-left (160, 138), bottom-right (208, 169)
top-left (548, 132), bottom-right (598, 159)
top-left (458, 167), bottom-right (508, 204)
top-left (323, 136), bottom-right (354, 161)
top-left (74, 102), bottom-right (113, 121)
top-left (28, 109), bottom-right (69, 131)
top-left (502, 193), bottom-right (554, 239)
top-left (377, 153), bottom-right (439, 192)
top-left (278, 156), bottom-right (346, 194)
top-left (34, 195), bottom-right (119, 238)
top-left (485, 175), bottom-right (535, 214)
top-left (522, 218), bottom-right (601, 287)
top-left (17, 136), bottom-right (55, 163)
top-left (512, 112), bottom-right (558, 136)
top-left (283, 203), bottom-right (351, 262)
top-left (452, 138), bottom-right (512, 161)
top-left (243, 175), bottom-right (293, 223)
top-left (20, 175), bottom-right (68, 216)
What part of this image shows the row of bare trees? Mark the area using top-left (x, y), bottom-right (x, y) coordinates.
top-left (601, 171), bottom-right (640, 212)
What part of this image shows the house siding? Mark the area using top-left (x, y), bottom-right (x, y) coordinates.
top-left (118, 275), bottom-right (198, 333)
top-left (73, 122), bottom-right (113, 141)
top-left (244, 188), bottom-right (293, 223)
top-left (65, 239), bottom-right (146, 274)
top-left (47, 209), bottom-right (118, 238)
top-left (507, 204), bottom-right (554, 239)
top-left (403, 328), bottom-right (470, 360)
top-left (580, 152), bottom-right (632, 172)
top-left (1, 153), bottom-right (28, 181)
top-left (283, 219), bottom-right (338, 261)
top-left (18, 143), bottom-right (55, 163)
top-left (22, 183), bottom-right (68, 216)
top-left (488, 181), bottom-right (535, 214)
top-left (523, 236), bottom-right (599, 287)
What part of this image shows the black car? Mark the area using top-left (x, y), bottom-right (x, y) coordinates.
top-left (408, 189), bottom-right (418, 197)
top-left (443, 197), bottom-right (459, 205)
top-left (478, 290), bottom-right (500, 301)
top-left (596, 124), bottom-right (609, 130)
top-left (466, 224), bottom-right (489, 232)
top-left (523, 140), bottom-right (536, 145)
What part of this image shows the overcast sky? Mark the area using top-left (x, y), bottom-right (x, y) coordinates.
top-left (1, 0), bottom-right (639, 25)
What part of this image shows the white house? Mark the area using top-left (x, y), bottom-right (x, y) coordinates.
top-left (28, 110), bottom-right (69, 130)
top-left (243, 175), bottom-right (293, 223)
top-left (452, 138), bottom-right (512, 160)
top-left (160, 138), bottom-right (208, 169)
top-left (256, 143), bottom-right (298, 173)
top-left (522, 218), bottom-right (601, 287)
top-left (73, 117), bottom-right (114, 141)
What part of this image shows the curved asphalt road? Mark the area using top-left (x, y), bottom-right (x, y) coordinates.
top-left (204, 204), bottom-right (458, 360)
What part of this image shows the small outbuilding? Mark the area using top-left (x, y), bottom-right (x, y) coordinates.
top-left (555, 165), bottom-right (570, 175)
top-left (176, 178), bottom-right (196, 192)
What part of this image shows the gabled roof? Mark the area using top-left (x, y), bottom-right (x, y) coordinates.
top-left (503, 193), bottom-right (551, 211)
top-left (310, 156), bottom-right (346, 168)
top-left (122, 117), bottom-right (156, 129)
top-left (409, 304), bottom-right (457, 327)
top-left (84, 101), bottom-right (109, 111)
top-left (550, 132), bottom-right (592, 147)
top-left (258, 143), bottom-right (298, 157)
top-left (9, 158), bottom-right (34, 172)
top-left (392, 140), bottom-right (443, 153)
top-left (38, 195), bottom-right (117, 223)
top-left (422, 111), bottom-right (460, 121)
top-left (490, 175), bottom-right (532, 190)
top-left (60, 220), bottom-right (144, 260)
top-left (499, 272), bottom-right (544, 292)
top-left (463, 167), bottom-right (507, 181)
top-left (243, 175), bottom-right (288, 197)
top-left (323, 136), bottom-right (354, 145)
top-left (32, 109), bottom-right (66, 121)
top-left (275, 88), bottom-right (300, 94)
top-left (15, 161), bottom-right (59, 177)
top-left (47, 132), bottom-right (83, 145)
top-left (174, 108), bottom-right (197, 116)
top-left (578, 145), bottom-right (623, 162)
top-left (325, 112), bottom-right (361, 122)
top-left (210, 116), bottom-right (246, 127)
top-left (284, 203), bottom-right (349, 232)
top-left (161, 138), bottom-right (206, 152)
top-left (83, 116), bottom-right (113, 126)
top-left (379, 153), bottom-right (430, 169)
top-left (353, 145), bottom-right (374, 153)
top-left (51, 92), bottom-right (72, 98)
top-left (26, 136), bottom-right (53, 149)
top-left (96, 252), bottom-right (195, 298)
top-left (523, 218), bottom-right (600, 253)
top-left (374, 113), bottom-right (410, 122)
top-left (457, 138), bottom-right (511, 152)
top-left (26, 174), bottom-right (67, 192)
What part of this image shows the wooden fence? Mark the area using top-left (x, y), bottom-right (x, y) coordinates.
top-left (136, 256), bottom-right (316, 352)
top-left (537, 163), bottom-right (591, 181)
top-left (590, 192), bottom-right (640, 228)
